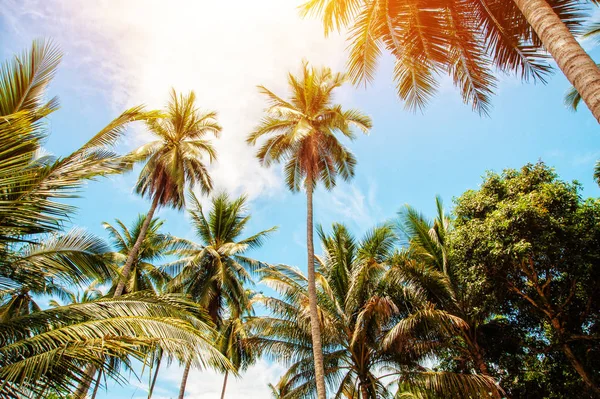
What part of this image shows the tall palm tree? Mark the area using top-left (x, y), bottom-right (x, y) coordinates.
top-left (563, 19), bottom-right (600, 186)
top-left (114, 89), bottom-right (221, 297)
top-left (302, 0), bottom-right (600, 122)
top-left (166, 192), bottom-right (276, 398)
top-left (104, 215), bottom-right (173, 295)
top-left (247, 61), bottom-right (372, 399)
top-left (565, 17), bottom-right (600, 111)
top-left (253, 224), bottom-right (499, 398)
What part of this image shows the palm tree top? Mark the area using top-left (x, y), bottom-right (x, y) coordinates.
top-left (166, 191), bottom-right (277, 324)
top-left (103, 215), bottom-right (169, 264)
top-left (103, 215), bottom-right (174, 295)
top-left (133, 89), bottom-right (222, 209)
top-left (247, 61), bottom-right (372, 192)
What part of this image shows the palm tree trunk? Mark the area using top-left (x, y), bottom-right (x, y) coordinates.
top-left (73, 365), bottom-right (96, 399)
top-left (220, 370), bottom-right (229, 399)
top-left (178, 360), bottom-right (192, 399)
top-left (148, 348), bottom-right (163, 399)
top-left (360, 381), bottom-right (369, 399)
top-left (513, 0), bottom-right (600, 122)
top-left (305, 183), bottom-right (327, 399)
top-left (114, 195), bottom-right (160, 296)
top-left (90, 368), bottom-right (103, 399)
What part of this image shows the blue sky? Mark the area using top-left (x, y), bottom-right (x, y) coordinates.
top-left (1, 1), bottom-right (599, 398)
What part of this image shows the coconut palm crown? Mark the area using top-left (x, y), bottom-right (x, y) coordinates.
top-left (247, 61), bottom-right (372, 192)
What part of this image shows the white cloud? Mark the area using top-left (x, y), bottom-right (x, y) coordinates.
top-left (2, 0), bottom-right (348, 200)
top-left (147, 358), bottom-right (285, 399)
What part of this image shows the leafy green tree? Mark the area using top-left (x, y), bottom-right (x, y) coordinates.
top-left (302, 0), bottom-right (600, 122)
top-left (451, 162), bottom-right (600, 396)
top-left (114, 89), bottom-right (221, 297)
top-left (247, 61), bottom-right (372, 399)
top-left (166, 192), bottom-right (276, 399)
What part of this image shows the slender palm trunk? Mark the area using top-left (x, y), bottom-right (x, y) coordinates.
top-left (148, 348), bottom-right (163, 399)
top-left (73, 365), bottom-right (96, 399)
top-left (90, 368), bottom-right (103, 399)
top-left (220, 370), bottom-right (229, 399)
top-left (305, 183), bottom-right (327, 399)
top-left (178, 360), bottom-right (192, 399)
top-left (114, 195), bottom-right (160, 296)
top-left (513, 0), bottom-right (600, 122)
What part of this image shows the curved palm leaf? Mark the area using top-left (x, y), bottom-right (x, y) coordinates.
top-left (302, 0), bottom-right (585, 115)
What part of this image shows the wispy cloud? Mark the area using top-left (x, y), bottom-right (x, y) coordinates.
top-left (316, 179), bottom-right (384, 232)
top-left (1, 0), bottom-right (349, 201)
top-left (573, 150), bottom-right (600, 166)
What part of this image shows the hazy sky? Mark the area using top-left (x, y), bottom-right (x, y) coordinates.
top-left (1, 1), bottom-right (599, 398)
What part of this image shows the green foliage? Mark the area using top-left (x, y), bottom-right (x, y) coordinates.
top-left (0, 41), bottom-right (230, 398)
top-left (253, 224), bottom-right (499, 398)
top-left (103, 215), bottom-right (175, 295)
top-left (166, 192), bottom-right (276, 325)
top-left (451, 162), bottom-right (600, 397)
top-left (132, 89), bottom-right (221, 209)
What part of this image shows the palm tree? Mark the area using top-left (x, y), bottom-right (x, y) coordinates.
top-left (216, 291), bottom-right (260, 399)
top-left (104, 215), bottom-right (173, 295)
top-left (114, 89), bottom-right (221, 297)
top-left (103, 215), bottom-right (175, 398)
top-left (0, 39), bottom-right (61, 120)
top-left (253, 224), bottom-right (499, 398)
top-left (563, 19), bottom-right (600, 185)
top-left (166, 192), bottom-right (276, 398)
top-left (0, 40), bottom-right (231, 398)
top-left (384, 197), bottom-right (512, 394)
top-left (247, 61), bottom-right (372, 399)
top-left (302, 0), bottom-right (600, 122)
top-left (0, 40), bottom-right (158, 244)
top-left (565, 18), bottom-right (600, 112)
top-left (48, 282), bottom-right (104, 399)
